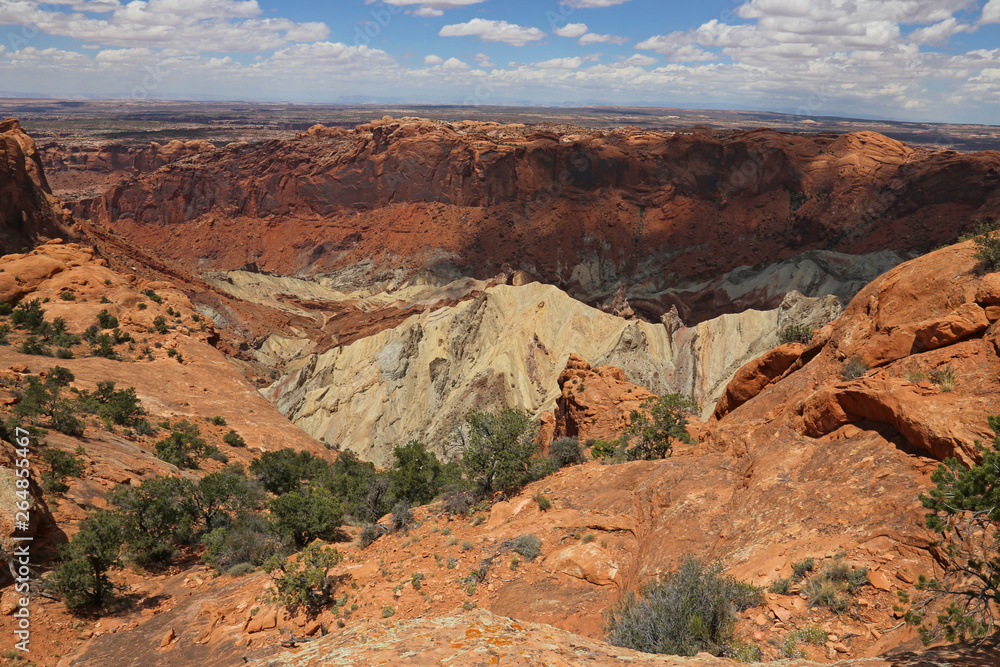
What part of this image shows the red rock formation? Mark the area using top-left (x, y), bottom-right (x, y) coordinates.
top-left (709, 238), bottom-right (1000, 466)
top-left (0, 118), bottom-right (70, 252)
top-left (71, 117), bottom-right (1000, 323)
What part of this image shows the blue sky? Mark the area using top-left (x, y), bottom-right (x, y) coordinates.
top-left (1, 0), bottom-right (1000, 124)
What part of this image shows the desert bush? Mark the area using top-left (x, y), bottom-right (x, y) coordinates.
top-left (154, 419), bottom-right (214, 469)
top-left (59, 291), bottom-right (75, 301)
top-left (605, 555), bottom-right (763, 658)
top-left (109, 476), bottom-right (194, 567)
top-left (779, 323), bottom-right (814, 345)
top-left (512, 534), bottom-right (542, 561)
top-left (930, 366), bottom-right (956, 393)
top-left (49, 510), bottom-right (123, 610)
top-left (840, 355), bottom-right (869, 380)
top-left (186, 469), bottom-right (263, 531)
top-left (900, 418), bottom-right (1000, 643)
top-left (803, 556), bottom-right (868, 611)
top-left (251, 448), bottom-right (328, 495)
top-left (973, 219), bottom-right (1000, 272)
top-left (264, 542), bottom-right (343, 612)
top-left (19, 335), bottom-right (49, 356)
top-left (387, 439), bottom-right (446, 507)
top-left (269, 486), bottom-right (343, 547)
top-left (459, 408), bottom-right (539, 496)
top-left (358, 523), bottom-right (388, 549)
top-left (76, 381), bottom-right (145, 427)
top-left (209, 415), bottom-right (227, 426)
top-left (222, 429), bottom-right (246, 447)
top-left (390, 500), bottom-right (413, 533)
top-left (619, 394), bottom-right (696, 461)
top-left (11, 299), bottom-right (46, 333)
top-left (783, 627), bottom-right (828, 658)
top-left (201, 512), bottom-right (288, 571)
top-left (534, 492), bottom-right (551, 511)
top-left (441, 484), bottom-right (476, 516)
top-left (96, 309), bottom-right (118, 329)
top-left (41, 448), bottom-right (85, 494)
top-left (549, 436), bottom-right (583, 468)
top-left (227, 562), bottom-right (256, 577)
top-left (319, 449), bottom-right (377, 519)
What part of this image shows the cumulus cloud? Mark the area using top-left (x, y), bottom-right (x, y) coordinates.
top-left (0, 0), bottom-right (329, 53)
top-left (423, 54), bottom-right (444, 64)
top-left (531, 56), bottom-right (584, 69)
top-left (579, 32), bottom-right (628, 45)
top-left (439, 18), bottom-right (545, 46)
top-left (554, 23), bottom-right (588, 38)
top-left (982, 0), bottom-right (1000, 24)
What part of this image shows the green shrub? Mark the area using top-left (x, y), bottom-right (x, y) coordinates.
top-left (154, 420), bottom-right (211, 469)
top-left (512, 534), bottom-right (542, 561)
top-left (49, 510), bottom-right (123, 609)
top-left (549, 436), bottom-right (583, 468)
top-left (251, 448), bottom-right (328, 495)
top-left (202, 513), bottom-right (288, 571)
top-left (386, 439), bottom-right (448, 507)
top-left (270, 486), bottom-right (344, 547)
top-left (19, 335), bottom-right (49, 356)
top-left (11, 299), bottom-right (46, 333)
top-left (223, 429), bottom-right (246, 447)
top-left (359, 523), bottom-right (387, 549)
top-left (840, 355), bottom-right (869, 380)
top-left (153, 315), bottom-right (168, 334)
top-left (534, 492), bottom-right (551, 511)
top-left (96, 309), bottom-right (118, 329)
top-left (264, 542), bottom-right (343, 612)
top-left (460, 408), bottom-right (540, 496)
top-left (143, 289), bottom-right (163, 304)
top-left (41, 448), bottom-right (85, 494)
top-left (972, 219), bottom-right (1000, 272)
top-left (227, 562), bottom-right (256, 577)
top-left (930, 366), bottom-right (956, 392)
top-left (803, 556), bottom-right (868, 611)
top-left (110, 476), bottom-right (194, 567)
top-left (619, 394), bottom-right (696, 461)
top-left (605, 555), bottom-right (763, 657)
top-left (59, 291), bottom-right (75, 301)
top-left (783, 627), bottom-right (828, 658)
top-left (382, 606), bottom-right (395, 618)
top-left (209, 415), bottom-right (227, 426)
top-left (779, 323), bottom-right (814, 345)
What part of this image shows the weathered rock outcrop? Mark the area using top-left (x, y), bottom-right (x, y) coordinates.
top-left (40, 139), bottom-right (215, 177)
top-left (72, 117), bottom-right (1000, 324)
top-left (709, 238), bottom-right (1000, 466)
top-left (0, 118), bottom-right (70, 252)
top-left (264, 281), bottom-right (838, 465)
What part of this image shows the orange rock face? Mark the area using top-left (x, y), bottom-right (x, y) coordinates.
top-left (72, 118), bottom-right (1000, 323)
top-left (0, 118), bottom-right (70, 252)
top-left (554, 353), bottom-right (656, 443)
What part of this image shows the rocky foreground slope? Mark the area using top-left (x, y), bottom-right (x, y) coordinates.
top-left (40, 238), bottom-right (1000, 667)
top-left (74, 117), bottom-right (1000, 324)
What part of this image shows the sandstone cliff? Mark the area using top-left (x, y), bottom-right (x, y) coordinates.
top-left (264, 281), bottom-right (839, 465)
top-left (72, 117), bottom-right (1000, 324)
top-left (0, 119), bottom-right (70, 253)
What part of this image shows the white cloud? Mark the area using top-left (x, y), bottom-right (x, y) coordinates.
top-left (0, 0), bottom-right (329, 53)
top-left (412, 7), bottom-right (443, 16)
top-left (579, 32), bottom-right (628, 45)
top-left (982, 0), bottom-right (1000, 24)
top-left (618, 53), bottom-right (656, 67)
top-left (439, 18), bottom-right (545, 46)
top-left (378, 0), bottom-right (486, 7)
top-left (554, 23), bottom-right (588, 38)
top-left (441, 56), bottom-right (468, 69)
top-left (532, 56), bottom-right (583, 69)
top-left (423, 54), bottom-right (444, 65)
top-left (268, 42), bottom-right (395, 68)
top-left (908, 18), bottom-right (971, 45)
